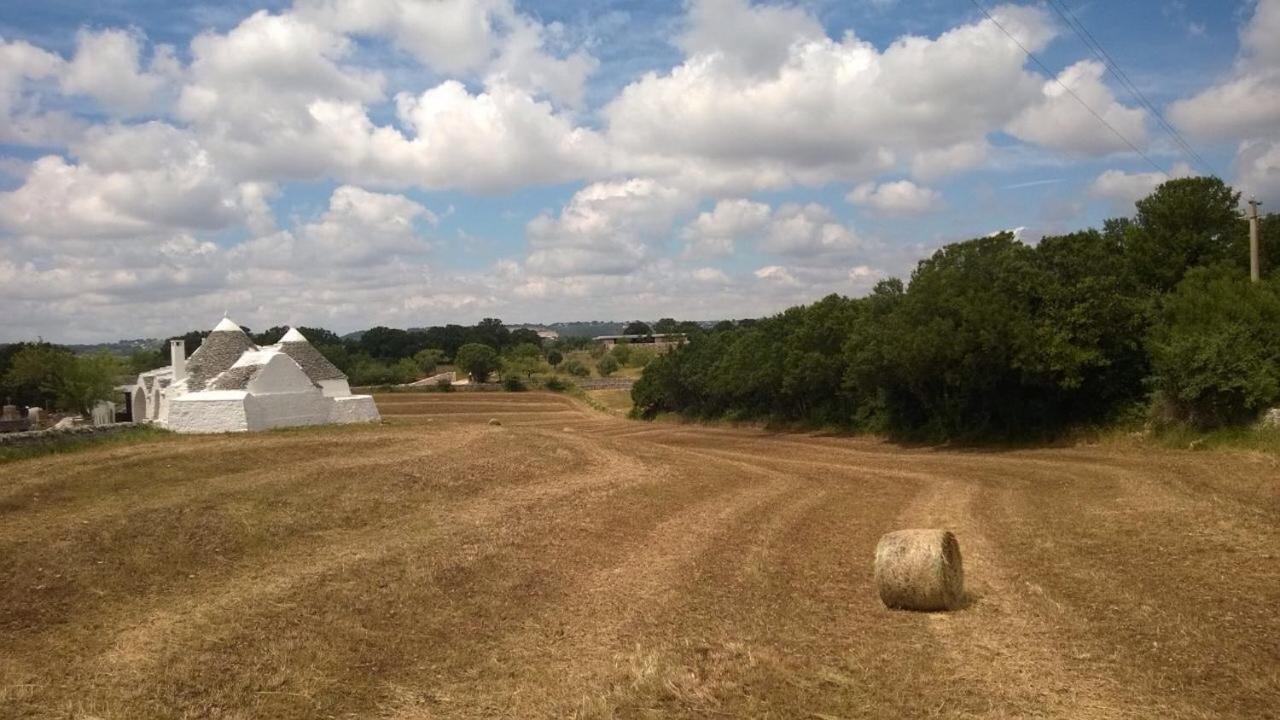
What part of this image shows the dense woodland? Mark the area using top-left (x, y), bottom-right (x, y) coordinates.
top-left (633, 177), bottom-right (1280, 439)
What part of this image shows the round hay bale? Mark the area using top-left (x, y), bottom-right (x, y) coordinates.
top-left (488, 418), bottom-right (501, 426)
top-left (874, 529), bottom-right (964, 611)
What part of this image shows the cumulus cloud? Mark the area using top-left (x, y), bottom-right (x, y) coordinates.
top-left (760, 203), bottom-right (861, 258)
top-left (525, 178), bottom-right (693, 276)
top-left (679, 198), bottom-right (771, 258)
top-left (0, 123), bottom-right (258, 239)
top-left (60, 29), bottom-right (177, 116)
top-left (1169, 0), bottom-right (1280, 202)
top-left (605, 1), bottom-right (1055, 191)
top-left (1089, 162), bottom-right (1194, 207)
top-left (1006, 60), bottom-right (1147, 156)
top-left (0, 39), bottom-right (81, 145)
top-left (296, 0), bottom-right (596, 106)
top-left (847, 180), bottom-right (940, 215)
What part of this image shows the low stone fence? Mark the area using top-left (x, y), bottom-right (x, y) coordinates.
top-left (575, 378), bottom-right (635, 390)
top-left (0, 422), bottom-right (140, 447)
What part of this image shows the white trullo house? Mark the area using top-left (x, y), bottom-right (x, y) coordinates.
top-left (129, 318), bottom-right (379, 433)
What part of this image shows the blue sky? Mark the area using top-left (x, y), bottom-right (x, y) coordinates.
top-left (1, 0), bottom-right (1277, 342)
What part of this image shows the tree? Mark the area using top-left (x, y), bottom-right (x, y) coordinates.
top-left (1124, 177), bottom-right (1241, 292)
top-left (3, 347), bottom-right (122, 416)
top-left (653, 318), bottom-right (679, 333)
top-left (456, 343), bottom-right (500, 382)
top-left (597, 355), bottom-right (620, 377)
top-left (546, 349), bottom-right (563, 367)
top-left (502, 343), bottom-right (546, 380)
top-left (414, 348), bottom-right (445, 374)
top-left (471, 318), bottom-right (510, 349)
top-left (1148, 267), bottom-right (1280, 427)
top-left (610, 342), bottom-right (633, 366)
top-left (253, 326), bottom-right (290, 345)
top-left (509, 328), bottom-right (543, 348)
top-left (623, 321), bottom-right (652, 336)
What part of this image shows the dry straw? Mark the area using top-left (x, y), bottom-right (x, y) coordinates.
top-left (874, 529), bottom-right (964, 611)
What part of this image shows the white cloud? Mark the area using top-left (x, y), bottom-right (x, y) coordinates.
top-left (60, 29), bottom-right (175, 116)
top-left (0, 123), bottom-right (255, 239)
top-left (1006, 60), bottom-right (1147, 156)
top-left (677, 0), bottom-right (825, 78)
top-left (296, 0), bottom-right (596, 106)
top-left (847, 179), bottom-right (940, 215)
top-left (679, 198), bottom-right (771, 258)
top-left (525, 178), bottom-right (692, 276)
top-left (0, 38), bottom-right (81, 145)
top-left (1089, 162), bottom-right (1194, 207)
top-left (761, 203), bottom-right (860, 258)
top-left (1168, 0), bottom-right (1280, 202)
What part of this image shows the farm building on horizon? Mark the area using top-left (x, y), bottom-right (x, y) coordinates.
top-left (123, 319), bottom-right (379, 433)
top-left (592, 333), bottom-right (686, 352)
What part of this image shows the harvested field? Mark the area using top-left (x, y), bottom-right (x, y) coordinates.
top-left (2, 391), bottom-right (1278, 719)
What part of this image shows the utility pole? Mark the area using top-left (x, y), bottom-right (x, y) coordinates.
top-left (1248, 198), bottom-right (1262, 283)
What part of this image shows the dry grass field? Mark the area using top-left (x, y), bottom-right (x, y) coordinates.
top-left (2, 391), bottom-right (1278, 719)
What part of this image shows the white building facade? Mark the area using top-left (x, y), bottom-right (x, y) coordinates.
top-left (129, 320), bottom-right (379, 433)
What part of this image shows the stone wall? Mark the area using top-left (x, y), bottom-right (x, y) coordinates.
top-left (0, 422), bottom-right (139, 447)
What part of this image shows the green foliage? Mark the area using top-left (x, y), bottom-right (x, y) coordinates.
top-left (609, 342), bottom-right (632, 366)
top-left (562, 358), bottom-right (590, 377)
top-left (1148, 268), bottom-right (1280, 428)
top-left (635, 174), bottom-right (1269, 439)
top-left (501, 345), bottom-right (546, 381)
top-left (544, 376), bottom-right (570, 391)
top-left (456, 343), bottom-right (500, 382)
top-left (653, 318), bottom-right (679, 333)
top-left (348, 356), bottom-right (418, 386)
top-left (413, 348), bottom-right (445, 374)
top-left (597, 355), bottom-right (620, 377)
top-left (623, 321), bottom-right (652, 336)
top-left (628, 347), bottom-right (657, 368)
top-left (436, 377), bottom-right (455, 392)
top-left (3, 346), bottom-right (123, 415)
top-left (502, 375), bottom-right (527, 391)
top-left (546, 349), bottom-right (563, 367)
top-left (1124, 177), bottom-right (1241, 292)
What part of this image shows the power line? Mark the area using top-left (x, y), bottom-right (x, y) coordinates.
top-left (966, 0), bottom-right (1168, 175)
top-left (1044, 0), bottom-right (1218, 177)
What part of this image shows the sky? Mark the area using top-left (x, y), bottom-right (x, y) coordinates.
top-left (1, 0), bottom-right (1278, 342)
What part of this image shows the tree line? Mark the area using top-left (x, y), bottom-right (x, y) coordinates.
top-left (633, 177), bottom-right (1280, 439)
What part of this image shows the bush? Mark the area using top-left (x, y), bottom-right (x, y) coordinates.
top-left (546, 349), bottom-right (563, 367)
top-left (597, 355), bottom-right (620, 377)
top-left (1148, 267), bottom-right (1280, 427)
top-left (502, 375), bottom-right (527, 391)
top-left (610, 342), bottom-right (632, 366)
top-left (436, 377), bottom-right (454, 392)
top-left (413, 348), bottom-right (445, 374)
top-left (563, 359), bottom-right (590, 377)
top-left (544, 376), bottom-right (570, 391)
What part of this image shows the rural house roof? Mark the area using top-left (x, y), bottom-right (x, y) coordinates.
top-left (274, 328), bottom-right (346, 382)
top-left (185, 320), bottom-right (258, 390)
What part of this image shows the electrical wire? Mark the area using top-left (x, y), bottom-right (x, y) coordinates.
top-left (967, 0), bottom-right (1169, 175)
top-left (1044, 0), bottom-right (1217, 177)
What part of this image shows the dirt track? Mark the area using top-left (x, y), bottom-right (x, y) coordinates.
top-left (2, 391), bottom-right (1278, 719)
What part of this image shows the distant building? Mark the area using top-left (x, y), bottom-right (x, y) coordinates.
top-left (535, 328), bottom-right (560, 341)
top-left (592, 333), bottom-right (686, 353)
top-left (123, 319), bottom-right (379, 433)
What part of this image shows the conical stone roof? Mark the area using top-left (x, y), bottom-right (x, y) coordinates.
top-left (185, 319), bottom-right (258, 390)
top-left (275, 327), bottom-right (346, 382)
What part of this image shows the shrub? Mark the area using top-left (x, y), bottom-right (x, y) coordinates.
top-left (544, 376), bottom-right (570, 391)
top-left (1148, 267), bottom-right (1280, 427)
top-left (610, 342), bottom-right (632, 366)
top-left (563, 359), bottom-right (590, 377)
top-left (597, 355), bottom-right (620, 377)
top-left (546, 349), bottom-right (563, 367)
top-left (413, 348), bottom-right (445, 374)
top-left (435, 377), bottom-right (454, 392)
top-left (502, 375), bottom-right (527, 391)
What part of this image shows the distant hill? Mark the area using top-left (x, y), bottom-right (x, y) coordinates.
top-left (65, 338), bottom-right (161, 355)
